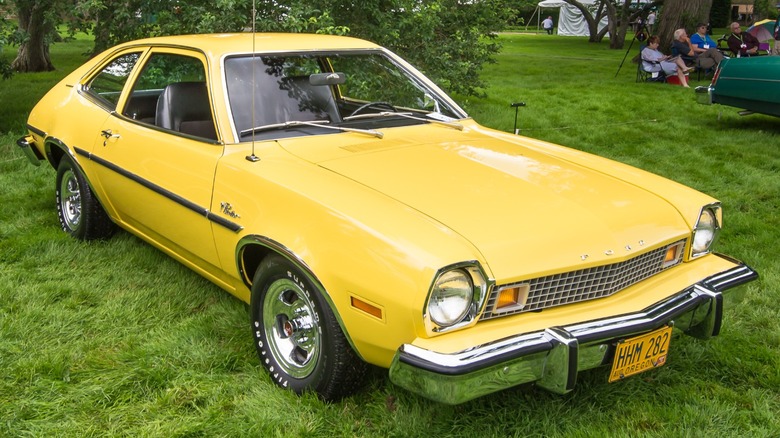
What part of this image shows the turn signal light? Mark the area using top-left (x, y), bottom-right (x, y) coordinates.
top-left (663, 242), bottom-right (684, 267)
top-left (351, 296), bottom-right (383, 319)
top-left (494, 284), bottom-right (530, 313)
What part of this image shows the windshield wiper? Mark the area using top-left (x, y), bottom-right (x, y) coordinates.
top-left (343, 111), bottom-right (463, 131)
top-left (240, 120), bottom-right (383, 138)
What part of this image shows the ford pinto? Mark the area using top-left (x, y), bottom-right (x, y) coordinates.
top-left (17, 33), bottom-right (758, 404)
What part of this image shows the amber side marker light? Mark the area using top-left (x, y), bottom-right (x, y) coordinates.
top-left (351, 296), bottom-right (383, 319)
top-left (663, 242), bottom-right (684, 268)
top-left (494, 284), bottom-right (530, 313)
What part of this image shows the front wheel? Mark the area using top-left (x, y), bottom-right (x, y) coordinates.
top-left (55, 155), bottom-right (115, 240)
top-left (250, 254), bottom-right (367, 401)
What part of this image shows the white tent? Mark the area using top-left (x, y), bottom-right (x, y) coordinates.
top-left (534, 0), bottom-right (607, 37)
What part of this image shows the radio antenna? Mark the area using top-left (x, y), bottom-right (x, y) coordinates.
top-left (246, 0), bottom-right (260, 162)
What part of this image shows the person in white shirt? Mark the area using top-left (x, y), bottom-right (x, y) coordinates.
top-left (542, 16), bottom-right (554, 35)
top-left (646, 11), bottom-right (656, 32)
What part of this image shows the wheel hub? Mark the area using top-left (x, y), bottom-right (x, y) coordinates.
top-left (263, 279), bottom-right (320, 378)
top-left (60, 170), bottom-right (82, 228)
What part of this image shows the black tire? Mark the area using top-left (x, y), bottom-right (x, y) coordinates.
top-left (55, 155), bottom-right (115, 240)
top-left (250, 254), bottom-right (368, 401)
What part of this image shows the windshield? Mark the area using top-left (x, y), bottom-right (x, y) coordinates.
top-left (224, 50), bottom-right (466, 140)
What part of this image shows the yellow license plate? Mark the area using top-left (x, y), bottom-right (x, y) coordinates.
top-left (609, 325), bottom-right (673, 383)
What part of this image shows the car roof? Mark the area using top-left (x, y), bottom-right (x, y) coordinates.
top-left (114, 33), bottom-right (382, 57)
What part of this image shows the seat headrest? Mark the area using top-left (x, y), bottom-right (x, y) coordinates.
top-left (156, 82), bottom-right (212, 132)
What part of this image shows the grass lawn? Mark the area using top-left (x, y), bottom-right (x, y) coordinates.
top-left (1, 33), bottom-right (779, 436)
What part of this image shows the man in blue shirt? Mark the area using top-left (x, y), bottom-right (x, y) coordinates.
top-left (690, 23), bottom-right (718, 52)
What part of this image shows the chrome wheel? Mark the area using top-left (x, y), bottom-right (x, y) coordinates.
top-left (262, 278), bottom-right (320, 378)
top-left (59, 168), bottom-right (81, 231)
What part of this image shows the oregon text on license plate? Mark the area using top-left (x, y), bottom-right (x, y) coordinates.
top-left (609, 325), bottom-right (673, 383)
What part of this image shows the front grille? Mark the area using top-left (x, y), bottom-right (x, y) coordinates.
top-left (481, 239), bottom-right (686, 321)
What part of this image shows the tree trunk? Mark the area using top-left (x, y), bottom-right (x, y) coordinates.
top-left (656, 0), bottom-right (713, 50)
top-left (607, 0), bottom-right (663, 49)
top-left (11, 2), bottom-right (55, 72)
top-left (563, 0), bottom-right (606, 42)
top-left (605, 0), bottom-right (634, 49)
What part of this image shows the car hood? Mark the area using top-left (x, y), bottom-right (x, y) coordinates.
top-left (279, 127), bottom-right (690, 281)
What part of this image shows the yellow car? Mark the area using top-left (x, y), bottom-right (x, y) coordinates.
top-left (18, 33), bottom-right (757, 404)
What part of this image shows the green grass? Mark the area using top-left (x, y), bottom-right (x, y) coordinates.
top-left (0, 33), bottom-right (94, 135)
top-left (2, 33), bottom-right (779, 436)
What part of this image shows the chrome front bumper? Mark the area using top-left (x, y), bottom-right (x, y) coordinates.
top-left (388, 260), bottom-right (757, 404)
top-left (695, 85), bottom-right (714, 105)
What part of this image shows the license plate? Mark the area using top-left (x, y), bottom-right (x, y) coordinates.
top-left (609, 325), bottom-right (673, 383)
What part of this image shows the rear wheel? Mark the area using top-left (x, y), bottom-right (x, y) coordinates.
top-left (250, 254), bottom-right (367, 401)
top-left (55, 155), bottom-right (115, 240)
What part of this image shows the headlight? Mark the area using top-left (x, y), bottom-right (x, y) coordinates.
top-left (428, 270), bottom-right (473, 327)
top-left (425, 262), bottom-right (492, 334)
top-left (691, 204), bottom-right (721, 258)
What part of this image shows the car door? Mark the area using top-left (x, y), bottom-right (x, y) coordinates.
top-left (87, 48), bottom-right (226, 274)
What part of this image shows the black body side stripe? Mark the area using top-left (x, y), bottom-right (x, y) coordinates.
top-left (74, 147), bottom-right (243, 233)
top-left (26, 124), bottom-right (46, 137)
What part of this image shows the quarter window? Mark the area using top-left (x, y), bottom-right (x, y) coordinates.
top-left (85, 52), bottom-right (142, 109)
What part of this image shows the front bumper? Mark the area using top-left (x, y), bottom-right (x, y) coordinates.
top-left (695, 85), bottom-right (714, 105)
top-left (388, 259), bottom-right (757, 404)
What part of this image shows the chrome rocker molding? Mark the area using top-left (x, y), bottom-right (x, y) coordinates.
top-left (388, 259), bottom-right (757, 405)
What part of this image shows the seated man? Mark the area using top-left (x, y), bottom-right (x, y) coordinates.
top-left (727, 22), bottom-right (760, 57)
top-left (690, 22), bottom-right (718, 52)
top-left (672, 28), bottom-right (724, 70)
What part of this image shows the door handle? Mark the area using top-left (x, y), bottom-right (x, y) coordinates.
top-left (101, 129), bottom-right (121, 146)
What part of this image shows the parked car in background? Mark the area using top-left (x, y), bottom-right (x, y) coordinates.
top-left (18, 33), bottom-right (758, 404)
top-left (696, 56), bottom-right (780, 117)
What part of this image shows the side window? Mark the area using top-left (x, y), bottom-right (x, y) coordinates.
top-left (123, 53), bottom-right (216, 140)
top-left (85, 52), bottom-right (142, 109)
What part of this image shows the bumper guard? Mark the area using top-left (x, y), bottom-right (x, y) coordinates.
top-left (695, 85), bottom-right (714, 105)
top-left (16, 135), bottom-right (42, 166)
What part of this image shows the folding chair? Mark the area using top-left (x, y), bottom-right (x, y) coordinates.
top-left (636, 45), bottom-right (667, 83)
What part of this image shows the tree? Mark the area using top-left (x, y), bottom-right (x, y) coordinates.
top-left (0, 1), bottom-right (15, 78)
top-left (317, 0), bottom-right (509, 96)
top-left (656, 0), bottom-right (713, 49)
top-left (9, 0), bottom-right (63, 72)
top-left (604, 0), bottom-right (665, 49)
top-left (710, 0), bottom-right (731, 28)
top-left (5, 0), bottom-right (508, 96)
top-left (75, 0), bottom-right (510, 97)
top-left (561, 0), bottom-right (609, 42)
top-left (561, 0), bottom-right (663, 48)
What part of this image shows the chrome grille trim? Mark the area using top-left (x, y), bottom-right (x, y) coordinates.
top-left (481, 240), bottom-right (687, 320)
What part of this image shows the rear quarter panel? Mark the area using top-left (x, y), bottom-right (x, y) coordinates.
top-left (712, 57), bottom-right (780, 117)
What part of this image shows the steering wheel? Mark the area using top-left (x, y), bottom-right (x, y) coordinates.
top-left (348, 101), bottom-right (397, 117)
